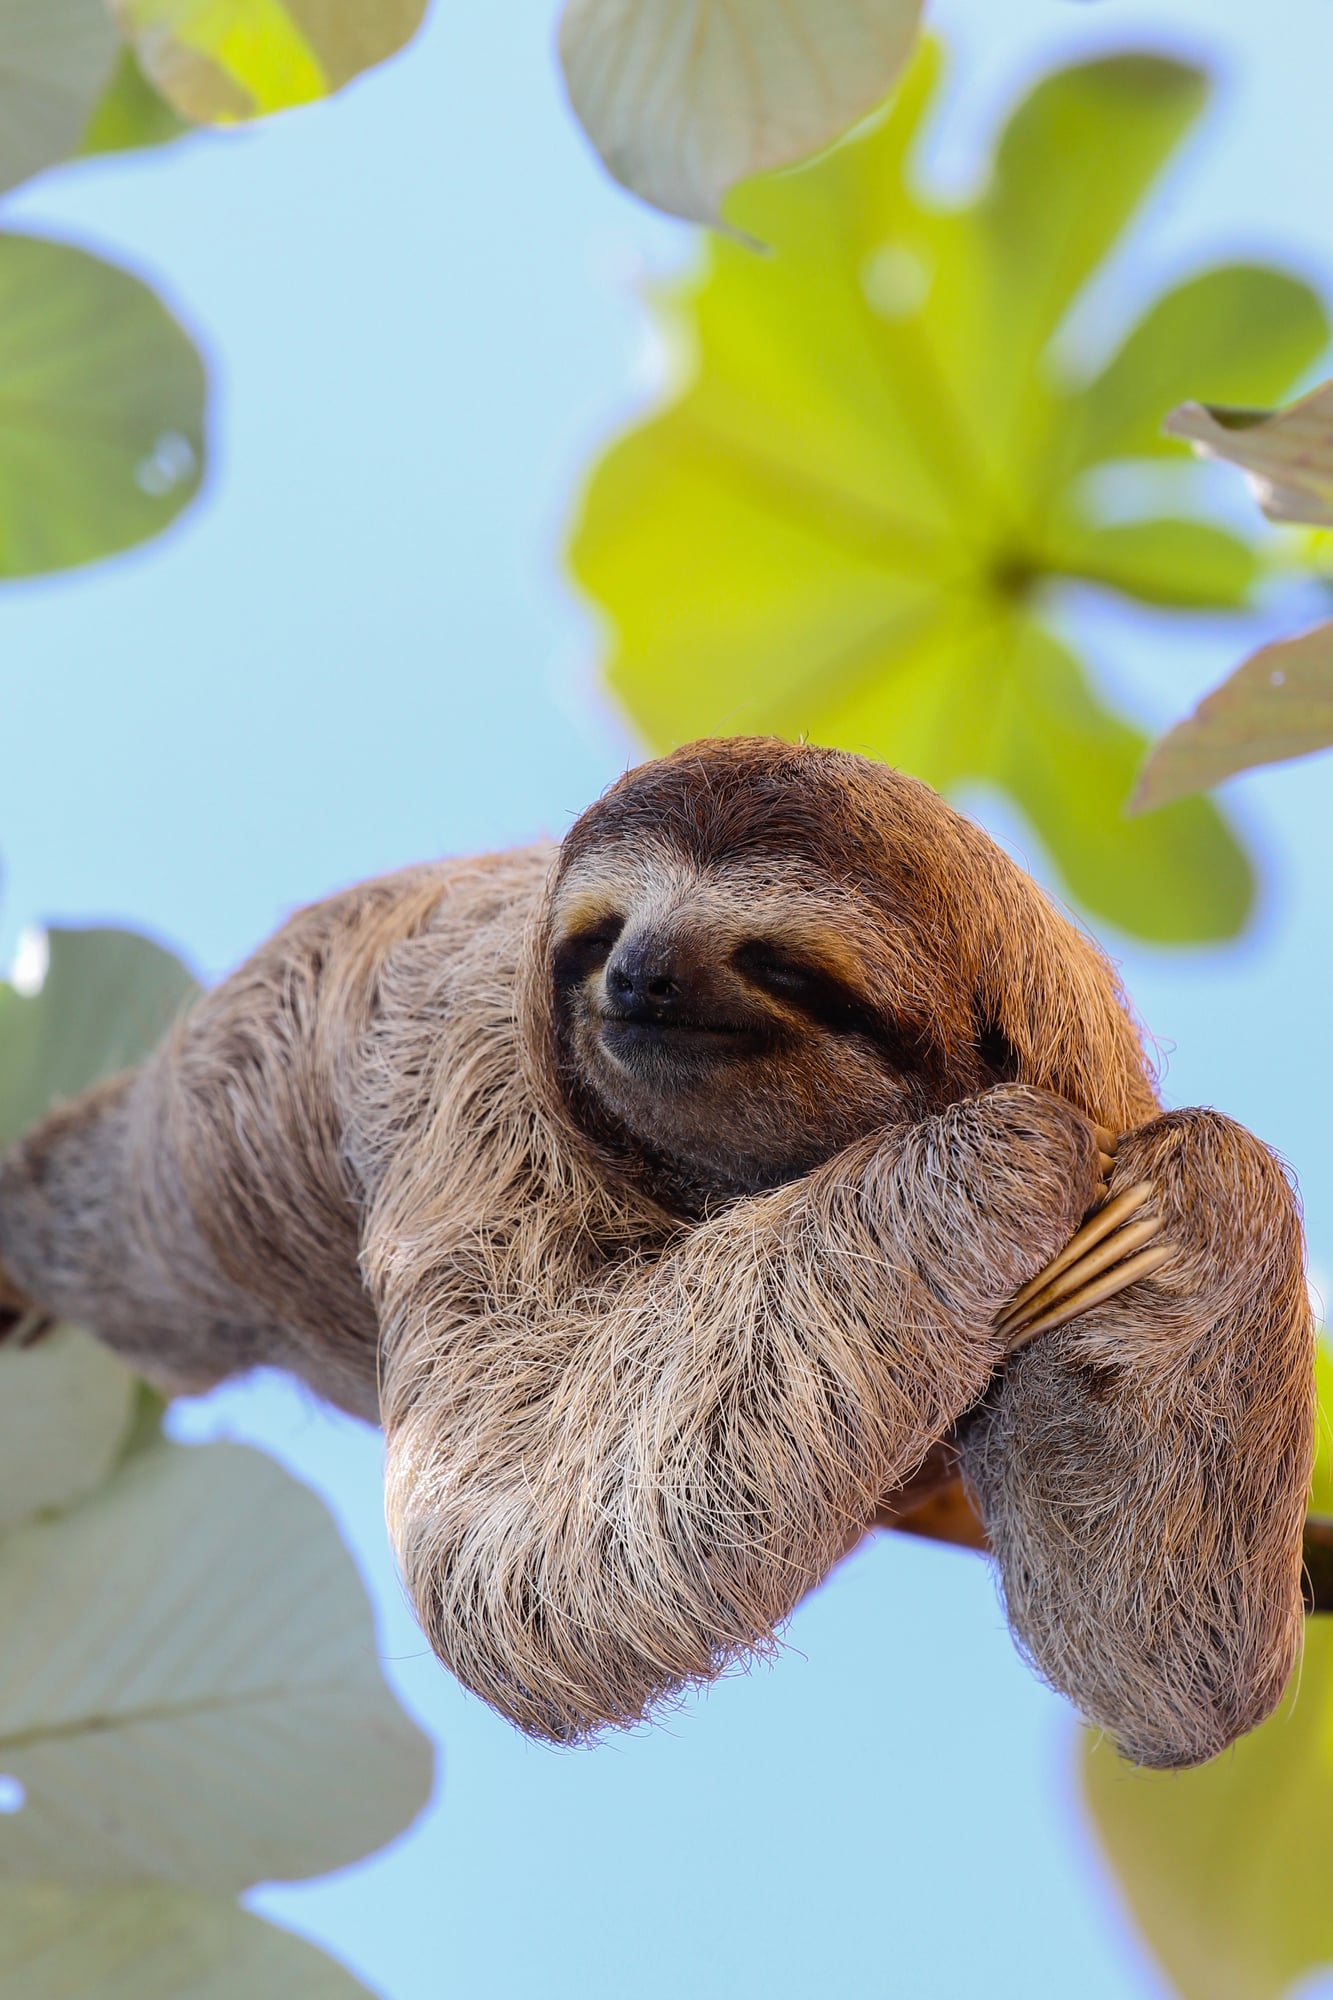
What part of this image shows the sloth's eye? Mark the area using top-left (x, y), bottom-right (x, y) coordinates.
top-left (553, 918), bottom-right (624, 986)
top-left (733, 943), bottom-right (867, 1032)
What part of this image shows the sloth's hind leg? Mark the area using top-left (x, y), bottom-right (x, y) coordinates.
top-left (962, 1108), bottom-right (1315, 1769)
top-left (0, 1070), bottom-right (296, 1398)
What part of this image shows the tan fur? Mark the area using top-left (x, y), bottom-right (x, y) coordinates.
top-left (0, 740), bottom-right (1313, 1764)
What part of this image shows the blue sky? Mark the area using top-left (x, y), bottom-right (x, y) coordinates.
top-left (3, 0), bottom-right (1332, 1994)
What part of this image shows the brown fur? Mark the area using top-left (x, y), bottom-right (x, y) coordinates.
top-left (0, 740), bottom-right (1313, 1764)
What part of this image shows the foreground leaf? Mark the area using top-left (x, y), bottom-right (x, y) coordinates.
top-left (1135, 619), bottom-right (1333, 807)
top-left (1166, 377), bottom-right (1333, 527)
top-left (0, 237), bottom-right (205, 579)
top-left (0, 1880), bottom-right (374, 1998)
top-left (569, 47), bottom-right (1328, 940)
top-left (0, 0), bottom-right (117, 196)
top-left (0, 1443), bottom-right (433, 1889)
top-left (559, 0), bottom-right (923, 226)
top-left (0, 1330), bottom-right (135, 1530)
top-left (114, 0), bottom-right (426, 123)
top-left (0, 927), bottom-right (198, 1148)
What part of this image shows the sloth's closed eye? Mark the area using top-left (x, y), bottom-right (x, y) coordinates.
top-left (553, 918), bottom-right (625, 984)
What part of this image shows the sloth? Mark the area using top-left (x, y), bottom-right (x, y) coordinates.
top-left (0, 737), bottom-right (1314, 1768)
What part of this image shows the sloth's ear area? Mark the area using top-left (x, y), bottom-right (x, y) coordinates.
top-left (968, 863), bottom-right (1159, 1132)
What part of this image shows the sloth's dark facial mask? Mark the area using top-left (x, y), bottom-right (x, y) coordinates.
top-left (549, 849), bottom-right (970, 1196)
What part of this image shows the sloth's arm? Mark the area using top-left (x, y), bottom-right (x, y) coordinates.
top-left (373, 1082), bottom-right (1101, 1742)
top-left (962, 1108), bottom-right (1314, 1768)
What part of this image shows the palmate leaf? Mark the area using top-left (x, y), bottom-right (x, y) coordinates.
top-left (0, 1880), bottom-right (375, 1997)
top-left (80, 47), bottom-right (190, 159)
top-left (0, 237), bottom-right (205, 579)
top-left (1080, 1346), bottom-right (1333, 2000)
top-left (559, 0), bottom-right (923, 227)
top-left (112, 0), bottom-right (426, 123)
top-left (568, 44), bottom-right (1330, 942)
top-left (0, 1441), bottom-right (433, 1891)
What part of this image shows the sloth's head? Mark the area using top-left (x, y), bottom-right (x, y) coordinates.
top-left (545, 738), bottom-right (1144, 1200)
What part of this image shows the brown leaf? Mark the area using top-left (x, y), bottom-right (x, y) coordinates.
top-left (1165, 377), bottom-right (1333, 526)
top-left (1133, 620), bottom-right (1333, 809)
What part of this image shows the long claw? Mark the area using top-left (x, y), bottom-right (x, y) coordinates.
top-left (999, 1211), bottom-right (1164, 1337)
top-left (1002, 1180), bottom-right (1155, 1322)
top-left (1093, 1124), bottom-right (1118, 1154)
top-left (1004, 1241), bottom-right (1176, 1352)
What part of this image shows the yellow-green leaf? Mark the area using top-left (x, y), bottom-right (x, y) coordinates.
top-left (0, 1329), bottom-right (135, 1531)
top-left (558, 0), bottom-right (924, 227)
top-left (0, 928), bottom-right (199, 1149)
top-left (1166, 377), bottom-right (1333, 527)
top-left (568, 46), bottom-right (1327, 942)
top-left (0, 237), bottom-right (205, 579)
top-left (0, 1443), bottom-right (433, 1890)
top-left (0, 1880), bottom-right (375, 1997)
top-left (1083, 1621), bottom-right (1333, 2000)
top-left (1134, 619), bottom-right (1333, 809)
top-left (113, 0), bottom-right (426, 124)
top-left (0, 0), bottom-right (117, 196)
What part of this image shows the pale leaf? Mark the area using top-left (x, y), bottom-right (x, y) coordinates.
top-left (1133, 619), bottom-right (1333, 809)
top-left (0, 1329), bottom-right (135, 1530)
top-left (559, 0), bottom-right (924, 226)
top-left (1165, 378), bottom-right (1333, 527)
top-left (0, 1880), bottom-right (375, 1998)
top-left (0, 0), bottom-right (117, 195)
top-left (0, 1443), bottom-right (433, 1890)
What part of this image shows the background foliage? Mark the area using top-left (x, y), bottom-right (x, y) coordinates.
top-left (3, 0), bottom-right (1332, 1996)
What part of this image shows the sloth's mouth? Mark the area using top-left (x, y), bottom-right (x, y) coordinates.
top-left (597, 1013), bottom-right (766, 1065)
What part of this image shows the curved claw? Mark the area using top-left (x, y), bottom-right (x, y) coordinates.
top-left (997, 1176), bottom-right (1176, 1350)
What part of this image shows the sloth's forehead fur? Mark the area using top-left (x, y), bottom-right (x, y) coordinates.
top-left (550, 736), bottom-right (970, 984)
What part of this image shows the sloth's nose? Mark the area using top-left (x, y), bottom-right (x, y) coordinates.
top-left (605, 937), bottom-right (684, 1012)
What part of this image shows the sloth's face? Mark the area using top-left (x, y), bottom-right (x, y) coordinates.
top-left (550, 835), bottom-right (989, 1196)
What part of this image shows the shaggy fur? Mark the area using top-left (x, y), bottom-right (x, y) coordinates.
top-left (0, 739), bottom-right (1313, 1764)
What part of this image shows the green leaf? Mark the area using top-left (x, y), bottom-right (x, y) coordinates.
top-left (0, 927), bottom-right (199, 1149)
top-left (1083, 1616), bottom-right (1333, 2000)
top-left (1067, 268), bottom-right (1330, 472)
top-left (1134, 618), bottom-right (1333, 809)
top-left (0, 1880), bottom-right (376, 1997)
top-left (0, 0), bottom-right (117, 196)
top-left (558, 0), bottom-right (924, 227)
top-left (113, 0), bottom-right (426, 124)
top-left (80, 47), bottom-right (190, 159)
top-left (1166, 376), bottom-right (1333, 527)
top-left (569, 45), bottom-right (1325, 942)
top-left (0, 1442), bottom-right (433, 1890)
top-left (0, 1329), bottom-right (135, 1530)
top-left (0, 237), bottom-right (206, 579)
top-left (1044, 516), bottom-right (1260, 609)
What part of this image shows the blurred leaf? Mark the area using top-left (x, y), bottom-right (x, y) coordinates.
top-left (0, 1442), bottom-right (433, 1890)
top-left (0, 0), bottom-right (117, 196)
top-left (1083, 1624), bottom-right (1333, 2000)
top-left (0, 1329), bottom-right (135, 1530)
top-left (569, 46), bottom-right (1328, 940)
top-left (558, 0), bottom-right (923, 227)
top-left (1166, 377), bottom-right (1333, 527)
top-left (80, 46), bottom-right (190, 158)
top-left (0, 1880), bottom-right (375, 1996)
top-left (113, 0), bottom-right (426, 123)
top-left (1134, 619), bottom-right (1333, 808)
top-left (1082, 1340), bottom-right (1333, 2000)
top-left (0, 927), bottom-right (199, 1149)
top-left (0, 237), bottom-right (206, 579)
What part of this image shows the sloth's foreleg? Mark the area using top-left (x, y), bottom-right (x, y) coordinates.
top-left (373, 1083), bottom-right (1102, 1742)
top-left (962, 1108), bottom-right (1314, 1768)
